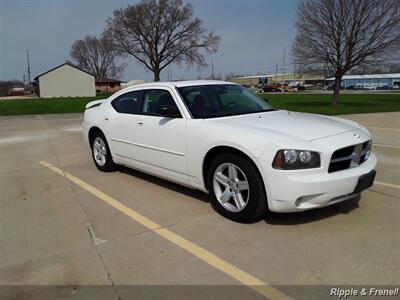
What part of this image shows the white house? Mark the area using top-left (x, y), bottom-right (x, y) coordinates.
top-left (34, 63), bottom-right (95, 98)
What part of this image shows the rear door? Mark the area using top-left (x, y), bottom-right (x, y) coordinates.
top-left (107, 90), bottom-right (143, 160)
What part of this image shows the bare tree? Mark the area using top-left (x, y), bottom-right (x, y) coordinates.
top-left (293, 0), bottom-right (400, 105)
top-left (348, 62), bottom-right (400, 75)
top-left (70, 34), bottom-right (125, 79)
top-left (106, 0), bottom-right (220, 81)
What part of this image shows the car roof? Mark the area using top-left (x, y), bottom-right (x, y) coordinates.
top-left (123, 80), bottom-right (237, 91)
top-left (172, 80), bottom-right (236, 87)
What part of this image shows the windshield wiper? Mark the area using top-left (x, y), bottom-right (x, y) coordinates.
top-left (259, 109), bottom-right (276, 112)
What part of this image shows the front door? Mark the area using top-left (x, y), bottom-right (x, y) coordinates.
top-left (134, 88), bottom-right (188, 182)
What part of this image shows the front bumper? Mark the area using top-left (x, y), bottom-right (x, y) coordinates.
top-left (258, 124), bottom-right (377, 213)
top-left (264, 153), bottom-right (377, 212)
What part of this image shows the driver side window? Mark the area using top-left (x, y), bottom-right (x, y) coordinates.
top-left (142, 89), bottom-right (181, 117)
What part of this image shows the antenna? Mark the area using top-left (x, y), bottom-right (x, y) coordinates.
top-left (27, 50), bottom-right (31, 91)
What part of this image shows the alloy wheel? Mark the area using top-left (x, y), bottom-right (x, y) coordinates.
top-left (93, 137), bottom-right (107, 166)
top-left (213, 162), bottom-right (250, 212)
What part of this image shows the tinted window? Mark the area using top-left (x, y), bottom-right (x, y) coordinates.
top-left (177, 84), bottom-right (273, 118)
top-left (112, 91), bottom-right (143, 114)
top-left (142, 89), bottom-right (181, 117)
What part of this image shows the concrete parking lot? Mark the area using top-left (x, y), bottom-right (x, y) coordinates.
top-left (0, 112), bottom-right (399, 300)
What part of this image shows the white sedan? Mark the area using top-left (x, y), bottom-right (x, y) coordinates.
top-left (83, 80), bottom-right (377, 222)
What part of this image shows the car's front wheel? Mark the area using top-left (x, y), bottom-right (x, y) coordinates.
top-left (90, 131), bottom-right (117, 172)
top-left (207, 153), bottom-right (267, 222)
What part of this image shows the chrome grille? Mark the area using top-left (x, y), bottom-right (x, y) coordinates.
top-left (328, 140), bottom-right (371, 173)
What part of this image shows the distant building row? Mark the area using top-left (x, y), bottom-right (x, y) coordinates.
top-left (327, 74), bottom-right (400, 89)
top-left (231, 73), bottom-right (400, 89)
top-left (33, 63), bottom-right (123, 98)
top-left (32, 63), bottom-right (400, 98)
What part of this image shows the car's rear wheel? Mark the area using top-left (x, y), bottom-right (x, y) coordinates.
top-left (207, 153), bottom-right (267, 222)
top-left (90, 131), bottom-right (117, 172)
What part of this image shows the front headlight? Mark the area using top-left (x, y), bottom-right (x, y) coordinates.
top-left (272, 149), bottom-right (320, 170)
top-left (362, 140), bottom-right (372, 161)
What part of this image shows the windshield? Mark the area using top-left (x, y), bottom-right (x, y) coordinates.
top-left (177, 84), bottom-right (274, 118)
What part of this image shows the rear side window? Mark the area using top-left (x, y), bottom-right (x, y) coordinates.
top-left (112, 91), bottom-right (143, 114)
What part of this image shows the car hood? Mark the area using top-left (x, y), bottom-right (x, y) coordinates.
top-left (207, 110), bottom-right (360, 141)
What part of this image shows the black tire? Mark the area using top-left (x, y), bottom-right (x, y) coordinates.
top-left (206, 153), bottom-right (267, 223)
top-left (90, 131), bottom-right (117, 172)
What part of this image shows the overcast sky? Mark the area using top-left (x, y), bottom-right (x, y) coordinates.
top-left (0, 0), bottom-right (298, 81)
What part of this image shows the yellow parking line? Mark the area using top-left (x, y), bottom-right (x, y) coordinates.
top-left (374, 181), bottom-right (400, 190)
top-left (373, 143), bottom-right (400, 150)
top-left (39, 160), bottom-right (292, 300)
top-left (367, 127), bottom-right (400, 132)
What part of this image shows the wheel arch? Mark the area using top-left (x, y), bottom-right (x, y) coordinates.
top-left (202, 146), bottom-right (269, 206)
top-left (88, 126), bottom-right (104, 144)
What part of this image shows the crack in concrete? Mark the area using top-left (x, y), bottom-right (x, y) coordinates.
top-left (68, 185), bottom-right (121, 300)
top-left (293, 246), bottom-right (323, 284)
top-left (97, 212), bottom-right (214, 245)
top-left (368, 188), bottom-right (399, 200)
top-left (37, 115), bottom-right (121, 300)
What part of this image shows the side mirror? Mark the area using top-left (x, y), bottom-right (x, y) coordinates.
top-left (155, 104), bottom-right (181, 118)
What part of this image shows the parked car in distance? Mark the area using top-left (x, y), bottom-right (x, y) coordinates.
top-left (83, 80), bottom-right (377, 222)
top-left (261, 85), bottom-right (281, 92)
top-left (247, 86), bottom-right (263, 93)
top-left (376, 86), bottom-right (390, 90)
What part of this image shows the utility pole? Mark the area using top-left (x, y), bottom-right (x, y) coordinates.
top-left (26, 50), bottom-right (31, 92)
top-left (167, 66), bottom-right (173, 81)
top-left (292, 62), bottom-right (302, 88)
top-left (275, 62), bottom-right (278, 86)
top-left (293, 63), bottom-right (296, 87)
top-left (211, 58), bottom-right (215, 80)
top-left (281, 47), bottom-right (286, 92)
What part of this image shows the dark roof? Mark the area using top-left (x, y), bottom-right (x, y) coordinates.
top-left (34, 62), bottom-right (94, 80)
top-left (95, 78), bottom-right (123, 84)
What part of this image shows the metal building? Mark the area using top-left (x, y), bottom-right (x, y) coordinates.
top-left (230, 73), bottom-right (325, 87)
top-left (327, 74), bottom-right (400, 89)
top-left (34, 63), bottom-right (95, 98)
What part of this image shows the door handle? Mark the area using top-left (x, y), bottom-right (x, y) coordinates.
top-left (104, 116), bottom-right (109, 121)
top-left (137, 121), bottom-right (143, 126)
